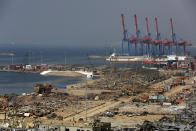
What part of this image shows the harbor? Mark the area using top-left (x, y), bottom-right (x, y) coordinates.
top-left (0, 13), bottom-right (196, 130)
top-left (0, 0), bottom-right (196, 130)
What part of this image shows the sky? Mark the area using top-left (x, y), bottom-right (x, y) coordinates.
top-left (0, 0), bottom-right (195, 49)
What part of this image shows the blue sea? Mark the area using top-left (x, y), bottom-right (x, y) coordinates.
top-left (0, 71), bottom-right (83, 95)
top-left (0, 45), bottom-right (109, 95)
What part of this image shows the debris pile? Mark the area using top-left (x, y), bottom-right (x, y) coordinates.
top-left (34, 83), bottom-right (52, 94)
top-left (139, 95), bottom-right (196, 130)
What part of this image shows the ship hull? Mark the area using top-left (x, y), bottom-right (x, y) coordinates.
top-left (106, 53), bottom-right (188, 64)
top-left (106, 56), bottom-right (151, 62)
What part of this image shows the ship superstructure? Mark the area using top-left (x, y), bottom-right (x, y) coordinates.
top-left (107, 53), bottom-right (189, 64)
top-left (106, 53), bottom-right (151, 62)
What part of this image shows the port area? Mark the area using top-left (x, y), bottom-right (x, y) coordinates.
top-left (0, 64), bottom-right (49, 74)
top-left (0, 64), bottom-right (95, 77)
top-left (0, 65), bottom-right (196, 130)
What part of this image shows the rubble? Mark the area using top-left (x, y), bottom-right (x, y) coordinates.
top-left (34, 83), bottom-right (52, 94)
top-left (138, 94), bottom-right (196, 130)
top-left (1, 65), bottom-right (196, 130)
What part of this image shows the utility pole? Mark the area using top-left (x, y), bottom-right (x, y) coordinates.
top-left (132, 74), bottom-right (135, 96)
top-left (11, 42), bottom-right (15, 65)
top-left (40, 51), bottom-right (43, 65)
top-left (64, 56), bottom-right (67, 65)
top-left (11, 55), bottom-right (14, 65)
top-left (85, 74), bottom-right (93, 122)
top-left (85, 79), bottom-right (88, 122)
top-left (64, 51), bottom-right (67, 65)
top-left (132, 67), bottom-right (137, 96)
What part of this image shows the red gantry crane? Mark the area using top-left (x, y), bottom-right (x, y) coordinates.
top-left (143, 17), bottom-right (151, 56)
top-left (121, 14), bottom-right (130, 55)
top-left (153, 17), bottom-right (162, 56)
top-left (119, 14), bottom-right (192, 58)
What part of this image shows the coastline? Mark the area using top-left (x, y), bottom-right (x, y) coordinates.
top-left (45, 70), bottom-right (85, 77)
top-left (0, 69), bottom-right (98, 90)
top-left (66, 78), bottom-right (101, 89)
top-left (0, 70), bottom-right (40, 74)
top-left (0, 70), bottom-right (86, 78)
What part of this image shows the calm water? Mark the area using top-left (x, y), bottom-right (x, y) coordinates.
top-left (0, 46), bottom-right (108, 66)
top-left (0, 46), bottom-right (108, 95)
top-left (0, 71), bottom-right (83, 95)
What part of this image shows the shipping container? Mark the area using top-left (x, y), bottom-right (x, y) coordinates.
top-left (157, 95), bottom-right (166, 102)
top-left (185, 76), bottom-right (189, 80)
top-left (9, 66), bottom-right (16, 70)
top-left (58, 85), bottom-right (66, 89)
top-left (149, 96), bottom-right (158, 100)
top-left (162, 102), bottom-right (172, 106)
top-left (176, 99), bottom-right (184, 104)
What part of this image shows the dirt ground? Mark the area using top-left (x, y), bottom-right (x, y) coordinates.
top-left (164, 77), bottom-right (193, 98)
top-left (6, 69), bottom-right (194, 129)
top-left (101, 115), bottom-right (165, 127)
top-left (66, 78), bottom-right (102, 89)
top-left (46, 71), bottom-right (85, 77)
top-left (41, 75), bottom-right (190, 126)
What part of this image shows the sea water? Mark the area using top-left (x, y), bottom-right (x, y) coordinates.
top-left (0, 71), bottom-right (83, 95)
top-left (0, 46), bottom-right (107, 95)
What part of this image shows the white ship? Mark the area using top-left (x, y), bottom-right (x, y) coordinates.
top-left (106, 53), bottom-right (189, 64)
top-left (153, 55), bottom-right (187, 62)
top-left (106, 53), bottom-right (151, 62)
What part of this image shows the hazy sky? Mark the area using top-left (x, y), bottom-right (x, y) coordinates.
top-left (0, 0), bottom-right (195, 48)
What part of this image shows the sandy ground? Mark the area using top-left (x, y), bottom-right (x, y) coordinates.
top-left (164, 77), bottom-right (193, 99)
top-left (101, 115), bottom-right (165, 127)
top-left (148, 77), bottom-right (174, 90)
top-left (164, 85), bottom-right (186, 98)
top-left (64, 89), bottom-right (113, 96)
top-left (63, 97), bottom-right (132, 122)
top-left (36, 74), bottom-right (195, 127)
top-left (49, 76), bottom-right (185, 126)
top-left (66, 78), bottom-right (102, 89)
top-left (46, 71), bottom-right (85, 77)
top-left (120, 104), bottom-right (185, 114)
